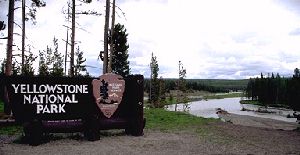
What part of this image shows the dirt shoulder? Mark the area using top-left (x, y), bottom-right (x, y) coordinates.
top-left (1, 122), bottom-right (299, 155)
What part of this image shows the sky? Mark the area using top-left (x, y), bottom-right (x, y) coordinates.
top-left (1, 0), bottom-right (300, 79)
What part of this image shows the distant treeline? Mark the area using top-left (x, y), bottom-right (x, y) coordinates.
top-left (144, 78), bottom-right (248, 93)
top-left (245, 69), bottom-right (300, 111)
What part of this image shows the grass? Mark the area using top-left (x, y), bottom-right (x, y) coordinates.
top-left (204, 92), bottom-right (243, 100)
top-left (144, 108), bottom-right (217, 132)
top-left (0, 100), bottom-right (23, 135)
top-left (0, 100), bottom-right (12, 119)
top-left (0, 125), bottom-right (22, 135)
top-left (143, 108), bottom-right (236, 144)
top-left (239, 100), bottom-right (263, 106)
top-left (0, 105), bottom-right (217, 136)
top-left (240, 100), bottom-right (291, 109)
top-left (0, 100), bottom-right (3, 112)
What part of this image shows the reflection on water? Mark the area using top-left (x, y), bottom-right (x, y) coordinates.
top-left (166, 98), bottom-right (298, 122)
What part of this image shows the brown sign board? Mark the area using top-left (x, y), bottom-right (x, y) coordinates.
top-left (92, 73), bottom-right (125, 118)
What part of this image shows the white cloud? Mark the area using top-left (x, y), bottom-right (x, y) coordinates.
top-left (1, 0), bottom-right (300, 79)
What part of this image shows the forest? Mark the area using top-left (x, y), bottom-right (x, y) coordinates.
top-left (144, 78), bottom-right (248, 94)
top-left (244, 68), bottom-right (300, 111)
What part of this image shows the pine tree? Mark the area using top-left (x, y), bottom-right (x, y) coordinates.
top-left (149, 52), bottom-right (159, 108)
top-left (39, 37), bottom-right (63, 76)
top-left (12, 59), bottom-right (20, 76)
top-left (74, 46), bottom-right (88, 76)
top-left (158, 76), bottom-right (166, 107)
top-left (51, 37), bottom-right (64, 76)
top-left (111, 23), bottom-right (130, 77)
top-left (38, 50), bottom-right (48, 76)
top-left (176, 61), bottom-right (188, 111)
top-left (45, 45), bottom-right (53, 72)
top-left (21, 46), bottom-right (37, 76)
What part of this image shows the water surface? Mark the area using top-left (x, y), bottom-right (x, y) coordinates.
top-left (166, 98), bottom-right (297, 122)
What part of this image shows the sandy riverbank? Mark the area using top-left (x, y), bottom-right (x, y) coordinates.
top-left (217, 112), bottom-right (299, 130)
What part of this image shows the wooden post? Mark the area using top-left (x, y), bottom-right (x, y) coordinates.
top-left (22, 0), bottom-right (25, 73)
top-left (103, 0), bottom-right (110, 74)
top-left (70, 0), bottom-right (75, 77)
top-left (6, 0), bottom-right (14, 76)
top-left (65, 1), bottom-right (70, 76)
top-left (108, 0), bottom-right (115, 73)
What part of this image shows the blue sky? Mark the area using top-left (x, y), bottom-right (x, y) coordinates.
top-left (1, 0), bottom-right (300, 79)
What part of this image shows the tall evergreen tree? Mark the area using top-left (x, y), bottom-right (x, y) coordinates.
top-left (245, 70), bottom-right (300, 110)
top-left (21, 46), bottom-right (37, 76)
top-left (51, 37), bottom-right (64, 76)
top-left (39, 37), bottom-right (63, 76)
top-left (287, 68), bottom-right (300, 110)
top-left (38, 50), bottom-right (48, 76)
top-left (74, 46), bottom-right (88, 76)
top-left (45, 45), bottom-right (53, 71)
top-left (158, 76), bottom-right (166, 107)
top-left (176, 61), bottom-right (188, 111)
top-left (12, 59), bottom-right (20, 76)
top-left (149, 52), bottom-right (159, 108)
top-left (110, 23), bottom-right (130, 77)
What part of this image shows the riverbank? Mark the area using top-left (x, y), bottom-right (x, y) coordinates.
top-left (217, 112), bottom-right (299, 130)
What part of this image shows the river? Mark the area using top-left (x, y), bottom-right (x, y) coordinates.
top-left (166, 97), bottom-right (298, 123)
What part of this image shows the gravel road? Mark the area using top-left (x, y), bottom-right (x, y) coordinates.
top-left (1, 121), bottom-right (300, 155)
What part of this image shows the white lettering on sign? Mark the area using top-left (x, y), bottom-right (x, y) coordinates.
top-left (12, 84), bottom-right (88, 114)
top-left (109, 83), bottom-right (123, 92)
top-left (11, 84), bottom-right (88, 94)
top-left (23, 94), bottom-right (78, 104)
top-left (36, 104), bottom-right (66, 114)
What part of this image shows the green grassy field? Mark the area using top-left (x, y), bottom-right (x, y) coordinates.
top-left (144, 108), bottom-right (217, 131)
top-left (0, 108), bottom-right (217, 135)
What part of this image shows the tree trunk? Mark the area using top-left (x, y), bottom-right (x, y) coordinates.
top-left (108, 0), bottom-right (115, 73)
top-left (6, 0), bottom-right (14, 76)
top-left (103, 0), bottom-right (110, 74)
top-left (70, 0), bottom-right (75, 77)
top-left (65, 1), bottom-right (70, 76)
top-left (22, 0), bottom-right (26, 74)
top-left (4, 0), bottom-right (15, 115)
